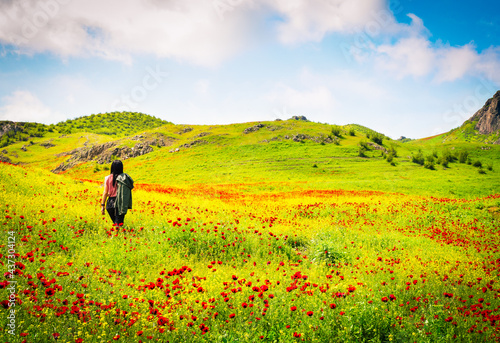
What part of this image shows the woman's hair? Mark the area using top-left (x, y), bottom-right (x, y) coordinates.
top-left (110, 160), bottom-right (124, 187)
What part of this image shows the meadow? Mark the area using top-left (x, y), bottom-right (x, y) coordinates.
top-left (0, 161), bottom-right (499, 342)
top-left (1, 117), bottom-right (500, 342)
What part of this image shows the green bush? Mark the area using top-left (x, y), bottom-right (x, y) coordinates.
top-left (458, 150), bottom-right (469, 163)
top-left (472, 160), bottom-right (482, 168)
top-left (331, 125), bottom-right (343, 138)
top-left (424, 160), bottom-right (435, 170)
top-left (358, 145), bottom-right (367, 157)
top-left (411, 150), bottom-right (424, 165)
top-left (370, 132), bottom-right (384, 145)
top-left (441, 148), bottom-right (456, 164)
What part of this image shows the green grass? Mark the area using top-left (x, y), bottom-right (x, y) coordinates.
top-left (1, 117), bottom-right (499, 198)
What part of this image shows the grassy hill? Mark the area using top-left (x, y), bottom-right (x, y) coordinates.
top-left (0, 112), bottom-right (170, 147)
top-left (1, 113), bottom-right (499, 198)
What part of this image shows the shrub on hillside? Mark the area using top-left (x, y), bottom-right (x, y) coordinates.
top-left (424, 160), bottom-right (435, 170)
top-left (472, 160), bottom-right (482, 168)
top-left (348, 128), bottom-right (355, 136)
top-left (369, 132), bottom-right (384, 145)
top-left (458, 150), bottom-right (469, 163)
top-left (331, 125), bottom-right (343, 138)
top-left (358, 142), bottom-right (368, 157)
top-left (411, 150), bottom-right (424, 165)
top-left (387, 145), bottom-right (397, 158)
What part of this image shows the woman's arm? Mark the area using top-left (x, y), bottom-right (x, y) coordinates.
top-left (101, 180), bottom-right (109, 215)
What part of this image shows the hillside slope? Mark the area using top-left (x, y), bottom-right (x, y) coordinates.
top-left (1, 115), bottom-right (499, 198)
top-left (428, 91), bottom-right (500, 144)
top-left (0, 112), bottom-right (170, 148)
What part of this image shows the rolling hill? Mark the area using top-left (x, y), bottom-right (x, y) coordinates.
top-left (0, 93), bottom-right (499, 198)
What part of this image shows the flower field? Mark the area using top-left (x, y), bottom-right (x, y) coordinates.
top-left (1, 161), bottom-right (499, 342)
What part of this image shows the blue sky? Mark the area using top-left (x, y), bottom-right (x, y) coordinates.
top-left (0, 0), bottom-right (498, 139)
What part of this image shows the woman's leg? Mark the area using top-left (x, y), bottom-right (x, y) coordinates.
top-left (106, 198), bottom-right (117, 224)
top-left (116, 213), bottom-right (125, 226)
top-left (106, 208), bottom-right (116, 224)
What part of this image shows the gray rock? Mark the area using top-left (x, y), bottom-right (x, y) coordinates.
top-left (244, 123), bottom-right (265, 134)
top-left (468, 90), bottom-right (500, 136)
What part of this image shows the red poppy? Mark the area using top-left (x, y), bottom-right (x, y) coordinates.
top-left (290, 306), bottom-right (297, 311)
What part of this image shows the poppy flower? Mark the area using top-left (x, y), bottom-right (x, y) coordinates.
top-left (290, 306), bottom-right (297, 311)
top-left (306, 311), bottom-right (313, 316)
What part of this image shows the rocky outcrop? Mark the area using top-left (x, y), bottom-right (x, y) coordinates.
top-left (289, 116), bottom-right (309, 121)
top-left (195, 132), bottom-right (211, 138)
top-left (177, 127), bottom-right (193, 134)
top-left (180, 140), bottom-right (207, 149)
top-left (469, 90), bottom-right (500, 135)
top-left (52, 141), bottom-right (159, 173)
top-left (367, 142), bottom-right (388, 153)
top-left (244, 123), bottom-right (265, 134)
top-left (0, 154), bottom-right (12, 163)
top-left (40, 141), bottom-right (55, 148)
top-left (0, 122), bottom-right (22, 138)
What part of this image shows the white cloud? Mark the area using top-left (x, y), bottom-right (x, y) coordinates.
top-left (0, 90), bottom-right (65, 123)
top-left (0, 0), bottom-right (395, 66)
top-left (373, 14), bottom-right (500, 84)
top-left (435, 45), bottom-right (479, 82)
top-left (0, 0), bottom-right (257, 66)
top-left (376, 36), bottom-right (435, 78)
top-left (474, 47), bottom-right (500, 85)
top-left (269, 0), bottom-right (388, 44)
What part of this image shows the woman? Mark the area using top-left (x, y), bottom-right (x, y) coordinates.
top-left (101, 160), bottom-right (134, 225)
